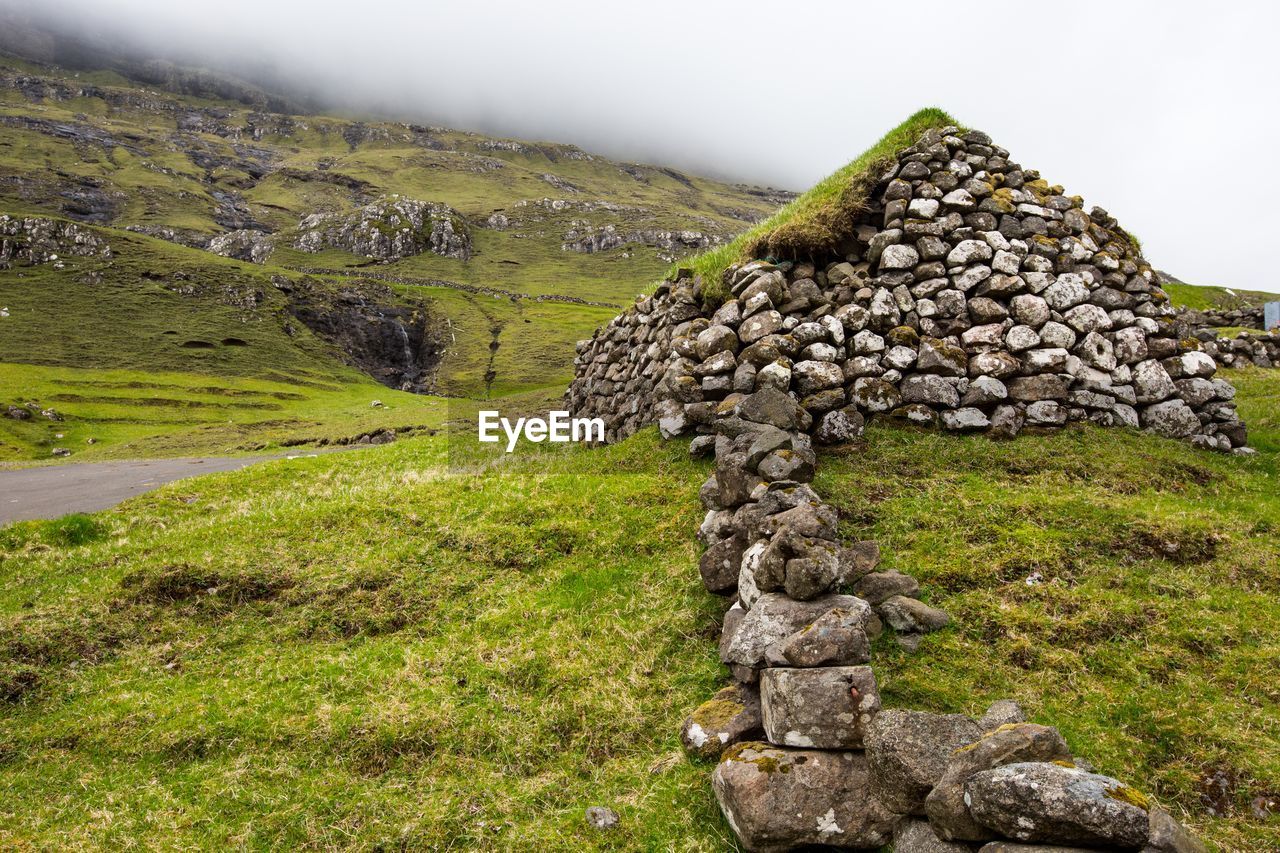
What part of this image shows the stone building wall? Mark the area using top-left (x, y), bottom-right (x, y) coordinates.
top-left (569, 127), bottom-right (1249, 454)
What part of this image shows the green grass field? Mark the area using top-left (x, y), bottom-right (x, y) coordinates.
top-left (1, 369), bottom-right (1277, 850)
top-left (1161, 282), bottom-right (1280, 312)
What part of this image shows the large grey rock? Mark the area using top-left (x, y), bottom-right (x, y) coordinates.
top-left (942, 408), bottom-right (991, 431)
top-left (882, 244), bottom-right (921, 270)
top-left (881, 595), bottom-right (950, 633)
top-left (696, 324), bottom-right (741, 360)
top-left (903, 374), bottom-right (962, 408)
top-left (1007, 375), bottom-right (1068, 402)
top-left (1133, 359), bottom-right (1177, 404)
top-left (837, 540), bottom-right (881, 585)
top-left (853, 569), bottom-right (920, 605)
top-left (926, 723), bottom-right (1072, 842)
top-left (977, 699), bottom-right (1026, 731)
top-left (699, 534), bottom-right (745, 595)
top-left (815, 406), bottom-right (865, 445)
top-left (713, 743), bottom-right (896, 851)
top-left (723, 593), bottom-right (874, 667)
top-left (918, 337), bottom-right (969, 376)
top-left (739, 310), bottom-right (784, 344)
top-left (760, 665), bottom-right (880, 748)
top-left (1043, 273), bottom-right (1090, 310)
top-left (793, 360), bottom-right (845, 394)
top-left (1142, 805), bottom-right (1207, 853)
top-left (736, 388), bottom-right (812, 431)
top-left (947, 239), bottom-right (994, 266)
top-left (965, 762), bottom-right (1151, 848)
top-left (1064, 304), bottom-right (1112, 334)
top-left (772, 607), bottom-right (870, 667)
top-left (680, 683), bottom-right (764, 760)
top-left (1010, 294), bottom-right (1050, 327)
top-left (1141, 399), bottom-right (1201, 438)
top-left (896, 818), bottom-right (981, 852)
top-left (866, 709), bottom-right (983, 815)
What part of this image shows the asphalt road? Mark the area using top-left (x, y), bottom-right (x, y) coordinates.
top-left (0, 454), bottom-right (314, 524)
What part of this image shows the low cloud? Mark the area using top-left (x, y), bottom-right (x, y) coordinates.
top-left (4, 0), bottom-right (1280, 289)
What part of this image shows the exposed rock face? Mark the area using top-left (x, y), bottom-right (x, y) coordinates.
top-left (285, 282), bottom-right (443, 392)
top-left (295, 196), bottom-right (471, 262)
top-left (206, 228), bottom-right (275, 264)
top-left (561, 224), bottom-right (723, 257)
top-left (0, 214), bottom-right (111, 267)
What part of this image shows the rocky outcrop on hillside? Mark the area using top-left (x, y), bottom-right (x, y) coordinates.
top-left (207, 228), bottom-right (275, 264)
top-left (567, 124), bottom-right (1216, 851)
top-left (295, 197), bottom-right (471, 262)
top-left (0, 215), bottom-right (111, 267)
top-left (561, 224), bottom-right (724, 256)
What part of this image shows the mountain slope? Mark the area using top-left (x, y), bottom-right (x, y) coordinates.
top-left (0, 48), bottom-right (791, 461)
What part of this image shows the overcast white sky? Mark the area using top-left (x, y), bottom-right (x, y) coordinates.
top-left (10, 0), bottom-right (1280, 290)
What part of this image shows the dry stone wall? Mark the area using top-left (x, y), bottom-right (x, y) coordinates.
top-left (1194, 327), bottom-right (1279, 370)
top-left (566, 125), bottom-right (1216, 851)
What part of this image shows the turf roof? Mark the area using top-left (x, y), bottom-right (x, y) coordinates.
top-left (681, 107), bottom-right (960, 300)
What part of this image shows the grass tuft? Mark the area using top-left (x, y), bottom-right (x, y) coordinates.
top-left (40, 513), bottom-right (106, 547)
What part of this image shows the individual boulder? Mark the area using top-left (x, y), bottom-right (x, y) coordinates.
top-left (926, 723), bottom-right (1073, 842)
top-left (771, 607), bottom-right (870, 667)
top-left (712, 742), bottom-right (896, 851)
top-left (760, 665), bottom-right (880, 748)
top-left (964, 762), bottom-right (1151, 848)
top-left (723, 593), bottom-right (875, 667)
top-left (1143, 805), bottom-right (1207, 853)
top-left (977, 699), bottom-right (1026, 731)
top-left (866, 709), bottom-right (983, 815)
top-left (853, 569), bottom-right (921, 605)
top-left (880, 595), bottom-right (950, 633)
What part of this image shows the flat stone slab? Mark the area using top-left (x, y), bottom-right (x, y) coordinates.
top-left (760, 665), bottom-right (879, 749)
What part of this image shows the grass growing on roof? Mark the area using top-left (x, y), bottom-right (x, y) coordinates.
top-left (680, 108), bottom-right (959, 301)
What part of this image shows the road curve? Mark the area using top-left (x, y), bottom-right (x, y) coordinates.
top-left (0, 454), bottom-right (314, 524)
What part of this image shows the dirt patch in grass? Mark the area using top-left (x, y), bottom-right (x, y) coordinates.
top-left (1115, 524), bottom-right (1221, 565)
top-left (120, 563), bottom-right (295, 605)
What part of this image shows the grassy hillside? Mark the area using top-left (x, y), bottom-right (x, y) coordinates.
top-left (1163, 281), bottom-right (1280, 312)
top-left (1, 368), bottom-right (1277, 850)
top-left (0, 52), bottom-right (790, 462)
